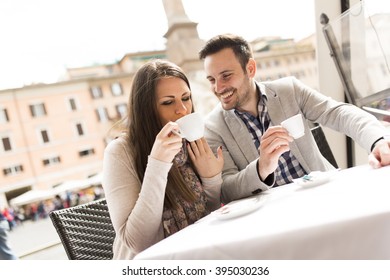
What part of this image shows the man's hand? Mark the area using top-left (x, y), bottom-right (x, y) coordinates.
top-left (258, 126), bottom-right (293, 180)
top-left (369, 139), bottom-right (390, 168)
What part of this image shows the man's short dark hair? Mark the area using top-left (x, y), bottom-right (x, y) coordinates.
top-left (199, 34), bottom-right (253, 71)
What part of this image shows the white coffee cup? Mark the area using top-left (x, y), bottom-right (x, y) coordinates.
top-left (281, 113), bottom-right (305, 139)
top-left (174, 112), bottom-right (205, 142)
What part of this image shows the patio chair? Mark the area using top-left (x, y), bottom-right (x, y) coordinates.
top-left (49, 198), bottom-right (115, 260)
top-left (311, 125), bottom-right (338, 168)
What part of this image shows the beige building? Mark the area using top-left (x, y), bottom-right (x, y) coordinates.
top-left (0, 0), bottom-right (317, 207)
top-left (253, 35), bottom-right (318, 90)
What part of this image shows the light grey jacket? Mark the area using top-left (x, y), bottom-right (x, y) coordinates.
top-left (204, 77), bottom-right (387, 203)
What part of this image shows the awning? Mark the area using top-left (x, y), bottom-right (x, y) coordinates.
top-left (85, 172), bottom-right (103, 186)
top-left (9, 190), bottom-right (54, 207)
top-left (51, 179), bottom-right (92, 195)
top-left (9, 174), bottom-right (103, 207)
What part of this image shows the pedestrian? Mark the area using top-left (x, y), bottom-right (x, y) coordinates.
top-left (0, 210), bottom-right (18, 260)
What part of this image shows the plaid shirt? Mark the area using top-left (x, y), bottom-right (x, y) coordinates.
top-left (234, 90), bottom-right (306, 186)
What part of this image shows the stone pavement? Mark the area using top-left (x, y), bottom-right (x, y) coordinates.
top-left (8, 217), bottom-right (68, 260)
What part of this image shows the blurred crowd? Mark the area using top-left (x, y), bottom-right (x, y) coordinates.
top-left (1, 185), bottom-right (104, 231)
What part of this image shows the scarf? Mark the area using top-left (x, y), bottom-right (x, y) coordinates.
top-left (162, 143), bottom-right (209, 237)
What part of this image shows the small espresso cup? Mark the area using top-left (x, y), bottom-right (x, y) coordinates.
top-left (281, 113), bottom-right (305, 139)
top-left (174, 112), bottom-right (205, 142)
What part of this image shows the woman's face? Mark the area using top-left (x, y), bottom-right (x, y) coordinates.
top-left (156, 76), bottom-right (193, 126)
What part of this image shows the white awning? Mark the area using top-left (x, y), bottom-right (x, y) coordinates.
top-left (9, 190), bottom-right (54, 207)
top-left (85, 172), bottom-right (103, 186)
top-left (9, 174), bottom-right (103, 207)
top-left (51, 180), bottom-right (91, 195)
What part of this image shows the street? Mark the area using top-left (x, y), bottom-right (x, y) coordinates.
top-left (8, 217), bottom-right (68, 260)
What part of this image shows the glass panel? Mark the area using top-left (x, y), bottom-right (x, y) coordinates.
top-left (321, 1), bottom-right (390, 122)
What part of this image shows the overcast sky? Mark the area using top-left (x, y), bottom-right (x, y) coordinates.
top-left (0, 0), bottom-right (387, 90)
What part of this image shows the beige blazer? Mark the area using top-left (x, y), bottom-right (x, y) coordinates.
top-left (204, 76), bottom-right (387, 203)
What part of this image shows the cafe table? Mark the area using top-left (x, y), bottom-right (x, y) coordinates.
top-left (134, 164), bottom-right (390, 260)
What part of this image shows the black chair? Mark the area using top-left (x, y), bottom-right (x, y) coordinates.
top-left (49, 198), bottom-right (115, 260)
top-left (311, 125), bottom-right (338, 168)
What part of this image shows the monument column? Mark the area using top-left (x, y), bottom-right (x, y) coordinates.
top-left (162, 0), bottom-right (205, 73)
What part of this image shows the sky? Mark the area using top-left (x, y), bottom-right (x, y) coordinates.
top-left (0, 0), bottom-right (387, 90)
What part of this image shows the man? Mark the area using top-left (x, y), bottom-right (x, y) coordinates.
top-left (199, 34), bottom-right (390, 203)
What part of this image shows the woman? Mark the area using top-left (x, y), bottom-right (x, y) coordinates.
top-left (103, 59), bottom-right (224, 259)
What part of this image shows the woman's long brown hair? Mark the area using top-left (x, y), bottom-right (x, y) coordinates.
top-left (127, 59), bottom-right (196, 209)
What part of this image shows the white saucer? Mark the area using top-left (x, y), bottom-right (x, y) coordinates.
top-left (293, 169), bottom-right (340, 188)
top-left (213, 195), bottom-right (264, 220)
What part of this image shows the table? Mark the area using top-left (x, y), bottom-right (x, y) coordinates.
top-left (134, 165), bottom-right (390, 260)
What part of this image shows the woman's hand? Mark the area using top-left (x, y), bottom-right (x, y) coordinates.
top-left (150, 122), bottom-right (183, 163)
top-left (258, 126), bottom-right (293, 180)
top-left (187, 137), bottom-right (224, 178)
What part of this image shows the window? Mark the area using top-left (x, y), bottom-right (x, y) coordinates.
top-left (79, 148), bottom-right (95, 157)
top-left (40, 129), bottom-right (50, 143)
top-left (29, 103), bottom-right (47, 117)
top-left (96, 107), bottom-right (109, 122)
top-left (115, 103), bottom-right (127, 119)
top-left (111, 82), bottom-right (123, 96)
top-left (42, 156), bottom-right (61, 166)
top-left (1, 137), bottom-right (12, 151)
top-left (76, 123), bottom-right (84, 136)
top-left (90, 86), bottom-right (103, 99)
top-left (0, 108), bottom-right (9, 123)
top-left (69, 98), bottom-right (78, 111)
top-left (3, 164), bottom-right (23, 176)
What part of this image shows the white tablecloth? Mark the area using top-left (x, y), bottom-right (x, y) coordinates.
top-left (135, 165), bottom-right (390, 260)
